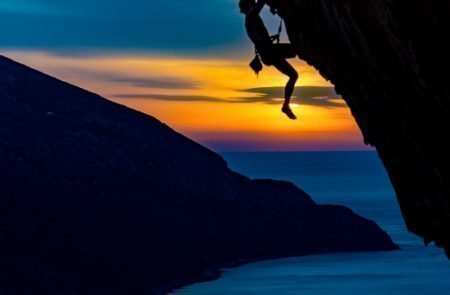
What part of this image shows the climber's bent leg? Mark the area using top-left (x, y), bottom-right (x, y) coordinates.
top-left (273, 59), bottom-right (298, 120)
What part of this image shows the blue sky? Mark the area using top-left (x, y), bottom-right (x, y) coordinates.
top-left (0, 0), bottom-right (287, 55)
top-left (0, 0), bottom-right (247, 52)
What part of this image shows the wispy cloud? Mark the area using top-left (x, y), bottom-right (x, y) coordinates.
top-left (112, 94), bottom-right (227, 102)
top-left (113, 86), bottom-right (346, 108)
top-left (63, 68), bottom-right (199, 90)
top-left (107, 77), bottom-right (199, 90)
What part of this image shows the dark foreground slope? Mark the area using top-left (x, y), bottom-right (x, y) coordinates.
top-left (267, 0), bottom-right (450, 255)
top-left (0, 56), bottom-right (396, 295)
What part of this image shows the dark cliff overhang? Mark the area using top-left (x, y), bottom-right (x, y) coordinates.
top-left (267, 0), bottom-right (450, 256)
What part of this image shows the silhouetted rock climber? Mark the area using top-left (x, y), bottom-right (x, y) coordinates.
top-left (240, 0), bottom-right (298, 120)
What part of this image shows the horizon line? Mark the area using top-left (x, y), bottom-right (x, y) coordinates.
top-left (217, 149), bottom-right (375, 153)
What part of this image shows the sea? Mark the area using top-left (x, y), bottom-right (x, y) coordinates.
top-left (175, 151), bottom-right (450, 295)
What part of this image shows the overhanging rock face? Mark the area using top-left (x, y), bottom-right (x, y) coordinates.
top-left (269, 0), bottom-right (450, 255)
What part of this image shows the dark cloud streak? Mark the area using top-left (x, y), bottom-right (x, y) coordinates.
top-left (108, 77), bottom-right (199, 90)
top-left (238, 87), bottom-right (346, 108)
top-left (113, 86), bottom-right (346, 108)
top-left (112, 94), bottom-right (228, 103)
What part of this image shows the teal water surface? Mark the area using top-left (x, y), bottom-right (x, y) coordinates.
top-left (175, 151), bottom-right (450, 295)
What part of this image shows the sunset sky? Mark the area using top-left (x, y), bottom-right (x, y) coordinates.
top-left (0, 0), bottom-right (369, 151)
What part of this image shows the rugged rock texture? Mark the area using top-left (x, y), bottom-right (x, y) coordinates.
top-left (269, 0), bottom-right (450, 256)
top-left (0, 55), bottom-right (396, 294)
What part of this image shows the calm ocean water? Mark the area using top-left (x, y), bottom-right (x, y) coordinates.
top-left (176, 151), bottom-right (450, 294)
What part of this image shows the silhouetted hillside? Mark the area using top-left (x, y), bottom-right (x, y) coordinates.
top-left (0, 55), bottom-right (397, 294)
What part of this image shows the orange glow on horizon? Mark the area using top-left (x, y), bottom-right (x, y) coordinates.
top-left (2, 50), bottom-right (369, 151)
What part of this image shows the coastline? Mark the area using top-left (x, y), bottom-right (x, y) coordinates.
top-left (165, 247), bottom-right (400, 294)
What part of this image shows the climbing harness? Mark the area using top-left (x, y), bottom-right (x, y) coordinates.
top-left (249, 19), bottom-right (284, 76)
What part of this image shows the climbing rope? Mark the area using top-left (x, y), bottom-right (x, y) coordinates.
top-left (272, 19), bottom-right (284, 44)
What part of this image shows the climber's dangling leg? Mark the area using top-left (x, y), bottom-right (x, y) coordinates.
top-left (272, 58), bottom-right (298, 120)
